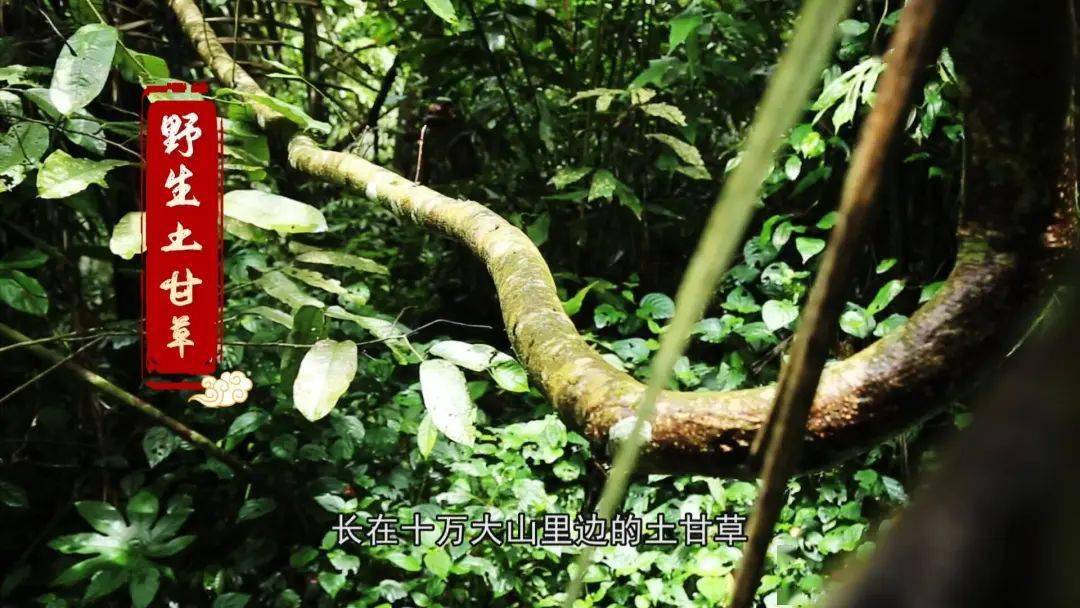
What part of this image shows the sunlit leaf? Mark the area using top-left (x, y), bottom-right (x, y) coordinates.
top-left (293, 339), bottom-right (358, 422)
top-left (109, 211), bottom-right (144, 260)
top-left (419, 359), bottom-right (475, 446)
top-left (36, 150), bottom-right (128, 199)
top-left (49, 24), bottom-right (118, 116)
top-left (224, 189), bottom-right (327, 234)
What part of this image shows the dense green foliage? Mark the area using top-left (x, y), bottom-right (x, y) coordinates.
top-left (0, 1), bottom-right (968, 606)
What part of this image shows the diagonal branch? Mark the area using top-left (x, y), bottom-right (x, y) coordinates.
top-left (164, 0), bottom-right (1075, 475)
top-left (731, 2), bottom-right (965, 605)
top-left (0, 322), bottom-right (253, 477)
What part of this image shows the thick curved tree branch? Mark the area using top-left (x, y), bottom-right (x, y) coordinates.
top-left (165, 0), bottom-right (1075, 475)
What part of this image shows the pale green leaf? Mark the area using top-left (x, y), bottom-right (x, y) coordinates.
top-left (36, 150), bottom-right (128, 199)
top-left (647, 133), bottom-right (704, 166)
top-left (641, 102), bottom-right (687, 126)
top-left (49, 24), bottom-right (118, 116)
top-left (109, 211), bottom-right (144, 260)
top-left (429, 340), bottom-right (501, 372)
top-left (548, 166), bottom-right (592, 190)
top-left (283, 267), bottom-right (347, 295)
top-left (0, 122), bottom-right (50, 192)
top-left (762, 299), bottom-right (798, 331)
top-left (795, 236), bottom-right (825, 263)
top-left (294, 250), bottom-right (388, 274)
top-left (293, 339), bottom-right (358, 422)
top-left (224, 189), bottom-right (327, 234)
top-left (419, 359), bottom-right (475, 446)
top-left (867, 279), bottom-right (905, 315)
top-left (423, 0), bottom-right (458, 25)
top-left (257, 271), bottom-right (325, 309)
top-left (588, 169), bottom-right (617, 201)
top-left (417, 412), bottom-right (438, 457)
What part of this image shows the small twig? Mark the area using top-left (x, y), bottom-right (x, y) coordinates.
top-left (729, 3), bottom-right (961, 607)
top-left (0, 322), bottom-right (253, 477)
top-left (36, 5), bottom-right (76, 56)
top-left (414, 124), bottom-right (429, 183)
top-left (0, 331), bottom-right (135, 355)
top-left (0, 337), bottom-right (105, 406)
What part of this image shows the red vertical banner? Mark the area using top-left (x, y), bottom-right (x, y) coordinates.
top-left (143, 92), bottom-right (222, 386)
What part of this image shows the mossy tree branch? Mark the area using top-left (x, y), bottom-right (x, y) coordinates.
top-left (165, 0), bottom-right (1075, 475)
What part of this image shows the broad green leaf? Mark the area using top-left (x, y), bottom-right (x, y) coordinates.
top-left (675, 164), bottom-right (712, 181)
top-left (125, 491), bottom-right (159, 528)
top-left (83, 567), bottom-right (126, 603)
top-left (129, 567), bottom-right (159, 608)
top-left (722, 286), bottom-right (760, 314)
top-left (227, 410), bottom-right (267, 438)
top-left (588, 169), bottom-right (617, 201)
top-left (795, 236), bottom-right (825, 263)
top-left (0, 480), bottom-right (28, 508)
top-left (784, 155), bottom-right (802, 181)
top-left (223, 217), bottom-right (270, 242)
top-left (64, 118), bottom-right (106, 156)
top-left (630, 88), bottom-right (657, 105)
top-left (762, 299), bottom-right (798, 331)
top-left (75, 501), bottom-right (126, 536)
top-left (116, 48), bottom-right (170, 83)
top-left (816, 211), bottom-right (839, 229)
top-left (423, 0), bottom-right (458, 25)
top-left (227, 89), bottom-right (330, 133)
top-left (417, 412), bottom-right (438, 457)
top-left (839, 305), bottom-right (875, 338)
top-left (109, 211), bottom-right (144, 260)
top-left (919, 280), bottom-right (945, 303)
top-left (569, 88), bottom-right (624, 103)
top-left (223, 190), bottom-right (327, 234)
top-left (0, 122), bottom-right (50, 192)
top-left (669, 12), bottom-right (703, 49)
top-left (278, 307), bottom-right (326, 392)
top-left (548, 166), bottom-right (592, 190)
top-left (424, 547), bottom-right (452, 580)
top-left (638, 293), bottom-right (675, 320)
top-left (697, 575), bottom-right (732, 604)
top-left (489, 356), bottom-right (529, 393)
top-left (36, 150), bottom-right (128, 199)
top-left (318, 573), bottom-right (346, 599)
top-left (693, 315), bottom-right (743, 343)
top-left (294, 250), bottom-right (388, 275)
top-left (641, 103), bottom-right (687, 126)
top-left (237, 497), bottom-right (276, 522)
top-left (562, 281), bottom-right (598, 316)
top-left (49, 24), bottom-right (118, 116)
top-left (867, 279), bottom-right (905, 315)
top-left (873, 313), bottom-right (907, 337)
top-left (609, 337), bottom-right (650, 364)
top-left (429, 340), bottom-right (501, 372)
top-left (142, 426), bottom-right (181, 469)
top-left (647, 133), bottom-right (704, 166)
top-left (283, 267), bottom-right (347, 295)
top-left (0, 91), bottom-right (21, 118)
top-left (876, 258), bottom-right (897, 274)
top-left (328, 549), bottom-right (360, 575)
top-left (0, 270), bottom-right (48, 316)
top-left (257, 271), bottom-right (325, 309)
top-left (419, 359), bottom-right (476, 446)
top-left (245, 306), bottom-right (294, 328)
top-left (293, 339), bottom-right (358, 422)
